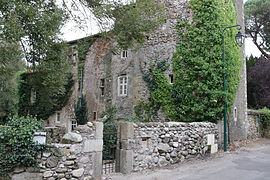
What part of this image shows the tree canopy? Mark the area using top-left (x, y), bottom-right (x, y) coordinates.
top-left (245, 0), bottom-right (270, 58)
top-left (0, 0), bottom-right (165, 120)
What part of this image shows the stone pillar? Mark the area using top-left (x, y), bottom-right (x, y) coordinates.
top-left (116, 122), bottom-right (134, 174)
top-left (92, 121), bottom-right (103, 180)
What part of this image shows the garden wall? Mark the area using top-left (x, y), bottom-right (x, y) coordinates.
top-left (11, 122), bottom-right (103, 180)
top-left (117, 122), bottom-right (218, 173)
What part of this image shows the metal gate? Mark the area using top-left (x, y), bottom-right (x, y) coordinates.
top-left (102, 123), bottom-right (117, 174)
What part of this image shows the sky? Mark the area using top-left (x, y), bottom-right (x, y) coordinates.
top-left (60, 0), bottom-right (261, 57)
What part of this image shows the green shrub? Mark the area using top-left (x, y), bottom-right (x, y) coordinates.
top-left (0, 116), bottom-right (46, 176)
top-left (75, 95), bottom-right (88, 125)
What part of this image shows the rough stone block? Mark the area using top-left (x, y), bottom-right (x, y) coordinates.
top-left (12, 172), bottom-right (42, 180)
top-left (207, 134), bottom-right (215, 145)
top-left (83, 139), bottom-right (103, 152)
top-left (94, 121), bottom-right (103, 139)
top-left (120, 149), bottom-right (133, 174)
top-left (92, 151), bottom-right (102, 180)
top-left (120, 122), bottom-right (134, 140)
top-left (211, 144), bottom-right (218, 154)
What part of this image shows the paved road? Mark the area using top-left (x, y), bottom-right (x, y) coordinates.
top-left (107, 139), bottom-right (270, 180)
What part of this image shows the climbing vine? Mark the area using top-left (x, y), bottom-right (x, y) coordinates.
top-left (142, 0), bottom-right (242, 123)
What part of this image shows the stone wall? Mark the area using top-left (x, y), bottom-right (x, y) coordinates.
top-left (117, 122), bottom-right (218, 173)
top-left (11, 122), bottom-right (103, 180)
top-left (247, 110), bottom-right (263, 139)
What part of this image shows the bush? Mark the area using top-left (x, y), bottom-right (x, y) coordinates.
top-left (75, 95), bottom-right (88, 125)
top-left (0, 116), bottom-right (45, 175)
top-left (247, 57), bottom-right (270, 109)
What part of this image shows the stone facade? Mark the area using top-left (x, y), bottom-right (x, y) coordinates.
top-left (117, 122), bottom-right (218, 173)
top-left (11, 122), bottom-right (103, 180)
top-left (44, 0), bottom-right (247, 151)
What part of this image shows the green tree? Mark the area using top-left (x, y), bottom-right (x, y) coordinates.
top-left (0, 43), bottom-right (25, 123)
top-left (64, 0), bottom-right (165, 49)
top-left (245, 0), bottom-right (270, 58)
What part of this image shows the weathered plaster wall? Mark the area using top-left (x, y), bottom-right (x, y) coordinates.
top-left (47, 44), bottom-right (80, 132)
top-left (227, 0), bottom-right (248, 143)
top-left (83, 39), bottom-right (112, 121)
top-left (117, 121), bottom-right (218, 173)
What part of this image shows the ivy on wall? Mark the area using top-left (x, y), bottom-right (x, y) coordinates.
top-left (141, 0), bottom-right (242, 123)
top-left (18, 72), bottom-right (74, 120)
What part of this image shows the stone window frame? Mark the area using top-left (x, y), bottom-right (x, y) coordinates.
top-left (71, 120), bottom-right (77, 130)
top-left (93, 111), bottom-right (97, 121)
top-left (100, 78), bottom-right (105, 96)
top-left (118, 75), bottom-right (128, 96)
top-left (30, 88), bottom-right (37, 104)
top-left (234, 106), bottom-right (238, 121)
top-left (121, 50), bottom-right (128, 58)
top-left (56, 112), bottom-right (61, 123)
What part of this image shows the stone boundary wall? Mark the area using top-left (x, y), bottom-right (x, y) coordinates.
top-left (247, 109), bottom-right (263, 139)
top-left (117, 122), bottom-right (218, 173)
top-left (11, 122), bottom-right (103, 180)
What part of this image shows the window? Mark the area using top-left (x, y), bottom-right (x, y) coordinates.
top-left (118, 75), bottom-right (128, 96)
top-left (30, 88), bottom-right (37, 104)
top-left (71, 120), bottom-right (77, 130)
top-left (93, 111), bottom-right (97, 120)
top-left (234, 106), bottom-right (237, 122)
top-left (169, 74), bottom-right (174, 84)
top-left (121, 50), bottom-right (128, 58)
top-left (56, 112), bottom-right (61, 123)
top-left (100, 79), bottom-right (105, 96)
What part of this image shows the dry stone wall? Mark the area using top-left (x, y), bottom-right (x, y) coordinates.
top-left (117, 122), bottom-right (218, 173)
top-left (11, 122), bottom-right (103, 180)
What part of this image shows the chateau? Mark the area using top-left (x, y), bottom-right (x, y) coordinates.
top-left (46, 0), bottom-right (247, 144)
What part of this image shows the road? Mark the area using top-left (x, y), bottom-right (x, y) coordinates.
top-left (107, 139), bottom-right (270, 180)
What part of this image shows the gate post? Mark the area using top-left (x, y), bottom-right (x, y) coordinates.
top-left (116, 122), bottom-right (134, 174)
top-left (93, 121), bottom-right (103, 180)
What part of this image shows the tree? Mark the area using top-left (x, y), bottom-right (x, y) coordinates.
top-left (0, 43), bottom-right (24, 123)
top-left (63, 0), bottom-right (165, 49)
top-left (245, 0), bottom-right (270, 58)
top-left (247, 56), bottom-right (270, 109)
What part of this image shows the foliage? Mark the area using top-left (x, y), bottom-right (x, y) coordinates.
top-left (101, 107), bottom-right (117, 160)
top-left (0, 116), bottom-right (46, 175)
top-left (259, 107), bottom-right (270, 128)
top-left (18, 65), bottom-right (73, 120)
top-left (247, 57), bottom-right (270, 109)
top-left (76, 35), bottom-right (100, 86)
top-left (0, 0), bottom-right (67, 65)
top-left (142, 0), bottom-right (242, 123)
top-left (0, 43), bottom-right (25, 123)
top-left (142, 61), bottom-right (173, 121)
top-left (246, 55), bottom-right (258, 75)
top-left (75, 95), bottom-right (88, 125)
top-left (1, 0), bottom-right (70, 121)
top-left (245, 0), bottom-right (270, 58)
top-left (72, 0), bottom-right (165, 49)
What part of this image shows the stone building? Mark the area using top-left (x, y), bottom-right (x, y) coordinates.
top-left (47, 0), bottom-right (247, 144)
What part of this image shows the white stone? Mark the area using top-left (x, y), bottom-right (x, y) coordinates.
top-left (63, 132), bottom-right (82, 143)
top-left (72, 168), bottom-right (84, 178)
top-left (172, 142), bottom-right (179, 148)
top-left (43, 171), bottom-right (54, 178)
top-left (157, 143), bottom-right (170, 153)
top-left (80, 156), bottom-right (90, 163)
top-left (83, 139), bottom-right (103, 152)
top-left (43, 152), bottom-right (51, 158)
top-left (211, 144), bottom-right (218, 154)
top-left (87, 122), bottom-right (93, 127)
top-left (207, 134), bottom-right (215, 145)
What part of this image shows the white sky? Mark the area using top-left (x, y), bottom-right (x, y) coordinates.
top-left (60, 0), bottom-right (261, 57)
